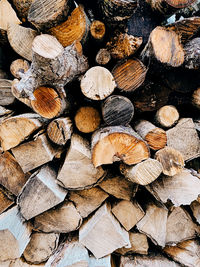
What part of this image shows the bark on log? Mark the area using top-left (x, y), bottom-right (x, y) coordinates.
top-left (184, 37), bottom-right (200, 69)
top-left (0, 79), bottom-right (15, 106)
top-left (10, 59), bottom-right (30, 79)
top-left (0, 185), bottom-right (14, 215)
top-left (155, 105), bottom-right (179, 128)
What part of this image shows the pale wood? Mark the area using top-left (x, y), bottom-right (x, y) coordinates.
top-left (0, 206), bottom-right (31, 261)
top-left (92, 126), bottom-right (150, 167)
top-left (10, 59), bottom-right (30, 79)
top-left (11, 79), bottom-right (32, 108)
top-left (120, 158), bottom-right (162, 185)
top-left (17, 165), bottom-right (67, 220)
top-left (89, 255), bottom-right (113, 267)
top-left (167, 118), bottom-right (200, 161)
top-left (0, 185), bottom-right (14, 215)
top-left (155, 105), bottom-right (179, 128)
top-left (136, 202), bottom-right (168, 247)
top-left (192, 88), bottom-right (200, 109)
top-left (90, 20), bottom-right (106, 41)
top-left (0, 0), bottom-right (21, 31)
top-left (6, 258), bottom-right (45, 266)
top-left (33, 200), bottom-right (82, 233)
top-left (0, 79), bottom-right (15, 106)
top-left (57, 134), bottom-right (106, 190)
top-left (112, 200), bottom-right (145, 231)
top-left (69, 187), bottom-right (109, 218)
top-left (0, 113), bottom-right (43, 151)
top-left (191, 200), bottom-right (200, 224)
top-left (155, 147), bottom-right (184, 176)
top-left (79, 202), bottom-right (130, 259)
top-left (146, 169), bottom-right (200, 206)
top-left (96, 48), bottom-right (111, 65)
top-left (23, 232), bottom-right (59, 264)
top-left (0, 106), bottom-right (13, 117)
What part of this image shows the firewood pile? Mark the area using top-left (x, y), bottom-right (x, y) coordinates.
top-left (0, 0), bottom-right (200, 266)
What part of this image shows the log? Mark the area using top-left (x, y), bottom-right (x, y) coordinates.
top-left (192, 87), bottom-right (200, 109)
top-left (184, 38), bottom-right (200, 69)
top-left (49, 5), bottom-right (90, 47)
top-left (0, 185), bottom-right (14, 215)
top-left (102, 95), bottom-right (134, 126)
top-left (47, 117), bottom-right (73, 145)
top-left (11, 134), bottom-right (58, 173)
top-left (0, 206), bottom-right (31, 261)
top-left (68, 187), bottom-right (109, 218)
top-left (10, 59), bottom-right (30, 79)
top-left (17, 165), bottom-right (67, 220)
top-left (120, 158), bottom-right (162, 185)
top-left (191, 200), bottom-right (200, 224)
top-left (155, 147), bottom-right (184, 176)
top-left (134, 120), bottom-right (167, 150)
top-left (90, 20), bottom-right (106, 41)
top-left (0, 79), bottom-right (15, 106)
top-left (4, 259), bottom-right (46, 266)
top-left (146, 169), bottom-right (200, 206)
top-left (0, 113), bottom-right (43, 151)
top-left (92, 125), bottom-right (150, 167)
top-left (12, 0), bottom-right (34, 21)
top-left (79, 202), bottom-right (130, 258)
top-left (23, 232), bottom-right (59, 264)
top-left (89, 255), bottom-right (114, 267)
top-left (0, 106), bottom-right (13, 117)
top-left (80, 66), bottom-right (116, 100)
top-left (166, 118), bottom-right (200, 161)
top-left (74, 106), bottom-right (101, 133)
top-left (57, 134), bottom-right (106, 190)
top-left (33, 200), bottom-right (82, 233)
top-left (155, 105), bottom-right (179, 128)
top-left (112, 58), bottom-right (147, 92)
top-left (111, 200), bottom-right (145, 231)
top-left (96, 48), bottom-right (111, 65)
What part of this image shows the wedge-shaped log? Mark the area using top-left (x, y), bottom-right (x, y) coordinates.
top-left (0, 79), bottom-right (15, 106)
top-left (0, 186), bottom-right (14, 215)
top-left (92, 126), bottom-right (150, 167)
top-left (18, 165), bottom-right (67, 220)
top-left (33, 201), bottom-right (82, 233)
top-left (57, 134), bottom-right (106, 190)
top-left (23, 232), bottom-right (59, 264)
top-left (0, 206), bottom-right (31, 261)
top-left (79, 202), bottom-right (130, 259)
top-left (155, 105), bottom-right (179, 128)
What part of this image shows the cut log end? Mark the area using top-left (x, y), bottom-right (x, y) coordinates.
top-left (90, 20), bottom-right (106, 40)
top-left (10, 59), bottom-right (30, 79)
top-left (145, 128), bottom-right (167, 150)
top-left (155, 105), bottom-right (179, 128)
top-left (192, 88), bottom-right (200, 109)
top-left (96, 49), bottom-right (111, 65)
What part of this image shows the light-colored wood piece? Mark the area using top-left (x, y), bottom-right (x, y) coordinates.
top-left (155, 105), bottom-right (179, 128)
top-left (89, 255), bottom-right (113, 267)
top-left (0, 0), bottom-right (21, 31)
top-left (0, 79), bottom-right (15, 106)
top-left (10, 59), bottom-right (30, 79)
top-left (0, 186), bottom-right (14, 215)
top-left (6, 258), bottom-right (45, 266)
top-left (0, 106), bottom-right (12, 117)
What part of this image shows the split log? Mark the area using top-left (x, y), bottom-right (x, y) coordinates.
top-left (90, 20), bottom-right (106, 42)
top-left (191, 200), bottom-right (200, 224)
top-left (192, 88), bottom-right (200, 109)
top-left (10, 59), bottom-right (30, 79)
top-left (111, 200), bottom-right (145, 231)
top-left (17, 165), bottom-right (67, 220)
top-left (146, 169), bottom-right (200, 206)
top-left (112, 58), bottom-right (147, 92)
top-left (167, 118), bottom-right (200, 161)
top-left (11, 134), bottom-right (58, 173)
top-left (57, 134), bottom-right (106, 190)
top-left (0, 113), bottom-right (43, 151)
top-left (155, 105), bottom-right (179, 128)
top-left (115, 232), bottom-right (149, 255)
top-left (7, 24), bottom-right (38, 61)
top-left (0, 185), bottom-right (14, 215)
top-left (99, 172), bottom-right (138, 201)
top-left (155, 147), bottom-right (184, 176)
top-left (12, 0), bottom-right (34, 21)
top-left (89, 255), bottom-right (114, 267)
top-left (11, 79), bottom-right (32, 108)
top-left (0, 79), bottom-right (15, 106)
top-left (74, 106), bottom-right (101, 133)
top-left (68, 187), bottom-right (109, 218)
top-left (80, 66), bottom-right (116, 100)
top-left (47, 117), bottom-right (73, 145)
top-left (5, 258), bottom-right (45, 266)
top-left (120, 158), bottom-right (162, 185)
top-left (33, 200), bottom-right (82, 233)
top-left (96, 48), bottom-right (111, 65)
top-left (0, 106), bottom-right (13, 118)
top-left (79, 202), bottom-right (130, 258)
top-left (0, 206), bottom-right (31, 261)
top-left (23, 232), bottom-right (59, 264)
top-left (184, 38), bottom-right (200, 69)
top-left (49, 5), bottom-right (90, 47)
top-left (102, 95), bottom-right (134, 126)
top-left (28, 0), bottom-right (71, 31)
top-left (136, 201), bottom-right (168, 247)
top-left (134, 120), bottom-right (167, 150)
top-left (92, 125), bottom-right (150, 167)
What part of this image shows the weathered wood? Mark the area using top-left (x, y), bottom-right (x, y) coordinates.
top-left (90, 20), bottom-right (106, 41)
top-left (17, 165), bottom-right (67, 220)
top-left (0, 106), bottom-right (12, 117)
top-left (92, 125), bottom-right (150, 167)
top-left (191, 200), bottom-right (200, 224)
top-left (0, 185), bottom-right (14, 215)
top-left (155, 147), bottom-right (184, 176)
top-left (96, 48), bottom-right (111, 65)
top-left (192, 87), bottom-right (200, 109)
top-left (69, 187), bottom-right (109, 218)
top-left (112, 200), bottom-right (145, 231)
top-left (102, 95), bottom-right (134, 126)
top-left (184, 38), bottom-right (200, 69)
top-left (10, 59), bottom-right (30, 79)
top-left (120, 158), bottom-right (162, 185)
top-left (6, 258), bottom-right (45, 266)
top-left (57, 134), bottom-right (106, 190)
top-left (89, 255), bottom-right (113, 267)
top-left (0, 206), bottom-right (31, 261)
top-left (79, 202), bottom-right (130, 259)
top-left (155, 105), bottom-right (179, 128)
top-left (33, 200), bottom-right (82, 233)
top-left (81, 66), bottom-right (116, 100)
top-left (0, 79), bottom-right (15, 106)
top-left (12, 0), bottom-right (34, 21)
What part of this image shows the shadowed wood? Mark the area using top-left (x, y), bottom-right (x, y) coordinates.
top-left (10, 59), bottom-right (30, 79)
top-left (96, 49), bottom-right (111, 65)
top-left (12, 0), bottom-right (34, 21)
top-left (0, 186), bottom-right (14, 215)
top-left (90, 20), bottom-right (106, 41)
top-left (192, 88), bottom-right (200, 109)
top-left (0, 79), bottom-right (15, 106)
top-left (155, 105), bottom-right (179, 128)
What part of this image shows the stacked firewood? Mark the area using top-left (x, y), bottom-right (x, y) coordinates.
top-left (0, 0), bottom-right (200, 266)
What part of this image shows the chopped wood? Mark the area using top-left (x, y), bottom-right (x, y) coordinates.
top-left (89, 255), bottom-right (113, 267)
top-left (120, 158), bottom-right (162, 185)
top-left (0, 185), bottom-right (14, 215)
top-left (167, 118), bottom-right (200, 161)
top-left (92, 125), bottom-right (150, 167)
top-left (0, 79), bottom-right (15, 106)
top-left (74, 106), bottom-right (101, 133)
top-left (155, 147), bottom-right (184, 176)
top-left (81, 66), bottom-right (116, 100)
top-left (17, 165), bottom-right (67, 220)
top-left (10, 59), bottom-right (30, 79)
top-left (0, 206), bottom-right (31, 261)
top-left (79, 202), bottom-right (130, 259)
top-left (0, 106), bottom-right (12, 117)
top-left (7, 258), bottom-right (45, 266)
top-left (57, 134), bottom-right (106, 190)
top-left (191, 200), bottom-right (200, 224)
top-left (184, 38), bottom-right (200, 69)
top-left (102, 95), bottom-right (134, 126)
top-left (155, 105), bottom-right (179, 128)
top-left (96, 48), bottom-right (111, 65)
top-left (12, 0), bottom-right (34, 21)
top-left (112, 200), bottom-right (145, 231)
top-left (165, 0), bottom-right (195, 8)
top-left (192, 87), bottom-right (200, 109)
top-left (33, 200), bottom-right (82, 233)
top-left (68, 187), bottom-right (109, 218)
top-left (90, 20), bottom-right (106, 41)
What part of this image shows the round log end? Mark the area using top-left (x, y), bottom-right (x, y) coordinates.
top-left (90, 20), bottom-right (106, 40)
top-left (156, 105), bottom-right (179, 127)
